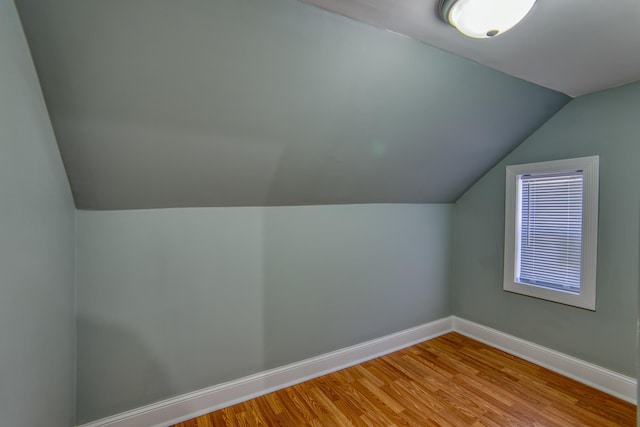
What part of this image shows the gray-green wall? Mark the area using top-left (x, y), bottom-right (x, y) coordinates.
top-left (76, 204), bottom-right (452, 423)
top-left (452, 81), bottom-right (640, 377)
top-left (0, 1), bottom-right (76, 426)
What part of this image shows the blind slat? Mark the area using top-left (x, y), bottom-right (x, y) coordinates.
top-left (516, 170), bottom-right (584, 292)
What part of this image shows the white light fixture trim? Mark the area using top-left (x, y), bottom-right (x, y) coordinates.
top-left (439, 0), bottom-right (536, 39)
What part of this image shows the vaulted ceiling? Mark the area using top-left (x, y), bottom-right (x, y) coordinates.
top-left (306, 0), bottom-right (640, 97)
top-left (15, 0), bottom-right (575, 209)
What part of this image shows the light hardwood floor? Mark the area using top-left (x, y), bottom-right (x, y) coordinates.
top-left (172, 332), bottom-right (636, 426)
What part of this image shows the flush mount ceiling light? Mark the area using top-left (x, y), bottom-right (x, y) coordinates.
top-left (439, 0), bottom-right (536, 39)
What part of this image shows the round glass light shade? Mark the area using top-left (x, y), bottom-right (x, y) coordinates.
top-left (441, 0), bottom-right (536, 39)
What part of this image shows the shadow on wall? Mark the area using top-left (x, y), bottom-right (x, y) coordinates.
top-left (76, 315), bottom-right (172, 423)
top-left (74, 204), bottom-right (453, 424)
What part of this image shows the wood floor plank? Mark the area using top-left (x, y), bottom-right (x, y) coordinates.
top-left (172, 333), bottom-right (636, 426)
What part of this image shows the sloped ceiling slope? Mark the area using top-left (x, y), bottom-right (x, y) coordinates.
top-left (15, 0), bottom-right (568, 210)
top-left (305, 0), bottom-right (640, 98)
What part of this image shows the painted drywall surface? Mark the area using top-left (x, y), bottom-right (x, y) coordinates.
top-left (75, 204), bottom-right (451, 423)
top-left (0, 1), bottom-right (76, 426)
top-left (452, 81), bottom-right (640, 377)
top-left (15, 0), bottom-right (568, 209)
top-left (261, 205), bottom-right (452, 367)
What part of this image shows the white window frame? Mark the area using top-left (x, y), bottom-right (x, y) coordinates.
top-left (503, 156), bottom-right (599, 310)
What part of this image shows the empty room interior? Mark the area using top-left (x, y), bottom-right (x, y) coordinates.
top-left (2, 0), bottom-right (640, 425)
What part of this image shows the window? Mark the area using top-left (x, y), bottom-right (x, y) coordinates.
top-left (503, 156), bottom-right (599, 310)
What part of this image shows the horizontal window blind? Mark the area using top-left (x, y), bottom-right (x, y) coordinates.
top-left (516, 170), bottom-right (584, 293)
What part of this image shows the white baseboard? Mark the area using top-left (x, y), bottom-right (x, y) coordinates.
top-left (77, 317), bottom-right (454, 427)
top-left (77, 315), bottom-right (637, 427)
top-left (452, 316), bottom-right (637, 404)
